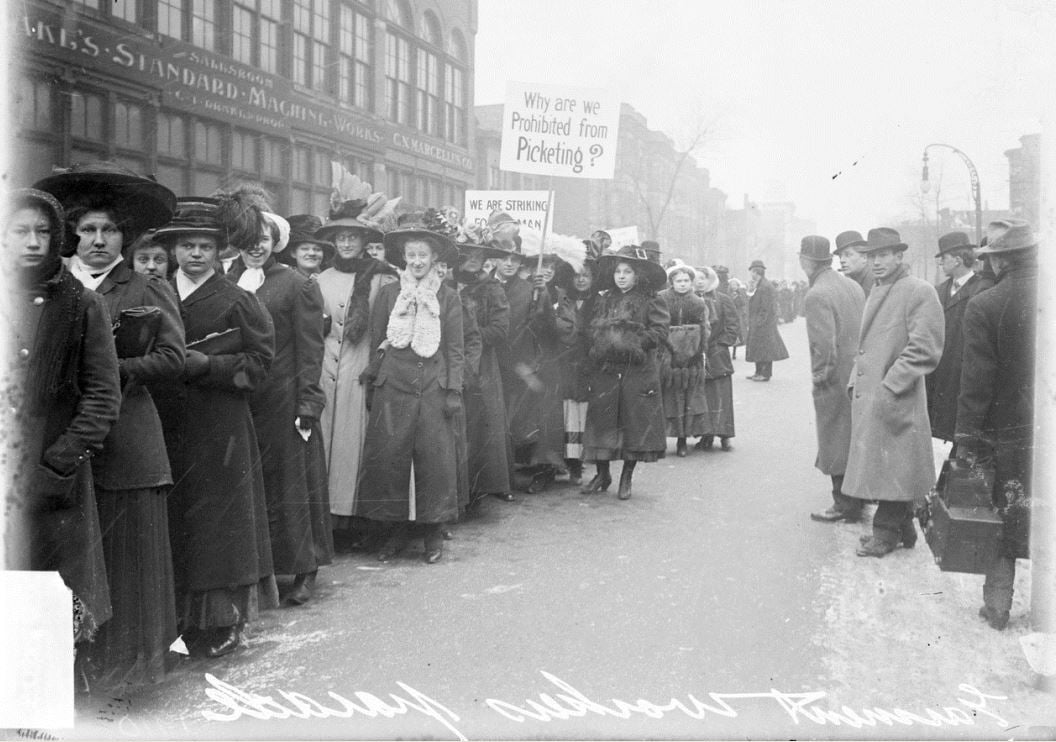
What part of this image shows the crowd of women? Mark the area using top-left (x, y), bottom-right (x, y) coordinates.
top-left (5, 161), bottom-right (748, 696)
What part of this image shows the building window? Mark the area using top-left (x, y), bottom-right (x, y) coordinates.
top-left (444, 63), bottom-right (466, 145)
top-left (314, 151), bottom-right (332, 187)
top-left (157, 112), bottom-right (186, 157)
top-left (72, 0), bottom-right (100, 9)
top-left (17, 77), bottom-right (52, 132)
top-left (70, 92), bottom-right (105, 142)
top-left (339, 4), bottom-right (372, 109)
top-left (293, 0), bottom-right (330, 92)
top-left (385, 31), bottom-right (411, 125)
top-left (292, 145), bottom-right (311, 183)
top-left (417, 50), bottom-right (441, 136)
top-left (191, 0), bottom-right (217, 52)
top-left (112, 0), bottom-right (137, 22)
top-left (157, 0), bottom-right (184, 39)
top-left (114, 101), bottom-right (144, 150)
top-left (262, 139), bottom-right (285, 178)
top-left (194, 121), bottom-right (223, 163)
top-left (260, 0), bottom-right (281, 74)
top-left (232, 131), bottom-right (258, 172)
top-left (232, 4), bottom-right (254, 65)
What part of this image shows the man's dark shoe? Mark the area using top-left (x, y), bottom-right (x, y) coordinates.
top-left (978, 605), bottom-right (1010, 630)
top-left (695, 436), bottom-right (713, 451)
top-left (811, 506), bottom-right (859, 523)
top-left (856, 536), bottom-right (897, 557)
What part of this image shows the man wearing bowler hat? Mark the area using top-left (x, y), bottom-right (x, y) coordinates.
top-left (955, 219), bottom-right (1037, 629)
top-left (834, 230), bottom-right (875, 298)
top-left (925, 231), bottom-right (994, 450)
top-left (798, 236), bottom-right (866, 523)
top-left (843, 228), bottom-right (944, 557)
top-left (744, 259), bottom-right (788, 380)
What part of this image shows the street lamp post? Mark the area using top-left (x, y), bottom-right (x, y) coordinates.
top-left (920, 143), bottom-right (983, 245)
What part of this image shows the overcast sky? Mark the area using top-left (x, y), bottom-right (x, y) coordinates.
top-left (474, 0), bottom-right (1054, 237)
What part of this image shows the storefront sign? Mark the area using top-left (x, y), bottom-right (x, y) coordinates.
top-left (16, 4), bottom-right (473, 172)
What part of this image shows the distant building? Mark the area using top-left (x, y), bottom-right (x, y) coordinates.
top-left (1005, 133), bottom-right (1041, 227)
top-left (474, 102), bottom-right (726, 265)
top-left (723, 196), bottom-right (815, 280)
top-left (13, 0), bottom-right (477, 214)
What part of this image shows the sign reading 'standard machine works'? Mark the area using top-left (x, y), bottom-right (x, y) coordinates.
top-left (17, 4), bottom-right (473, 172)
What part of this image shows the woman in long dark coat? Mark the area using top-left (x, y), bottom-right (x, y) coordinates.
top-left (553, 257), bottom-right (597, 485)
top-left (581, 245), bottom-right (670, 500)
top-left (356, 211), bottom-right (464, 563)
top-left (34, 163), bottom-right (185, 691)
top-left (658, 264), bottom-right (710, 457)
top-left (697, 266), bottom-right (740, 451)
top-left (728, 278), bottom-right (749, 359)
top-left (227, 208), bottom-right (331, 607)
top-left (151, 198), bottom-right (277, 658)
top-left (6, 188), bottom-right (121, 656)
top-left (453, 229), bottom-right (512, 503)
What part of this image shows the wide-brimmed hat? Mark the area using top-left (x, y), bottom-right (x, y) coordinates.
top-left (858, 227), bottom-right (908, 253)
top-left (554, 257), bottom-right (598, 292)
top-left (33, 161), bottom-right (176, 240)
top-left (833, 230), bottom-right (867, 255)
top-left (455, 221), bottom-right (513, 260)
top-left (977, 219), bottom-right (1037, 255)
top-left (934, 231), bottom-right (976, 258)
top-left (154, 197), bottom-right (222, 241)
top-left (799, 235), bottom-right (832, 262)
top-left (596, 243), bottom-right (667, 291)
top-left (6, 187), bottom-right (66, 256)
top-left (712, 264), bottom-right (729, 276)
top-left (316, 199), bottom-right (384, 244)
top-left (260, 212), bottom-right (290, 253)
top-left (286, 214), bottom-right (335, 254)
top-left (749, 259), bottom-right (766, 272)
top-left (383, 209), bottom-right (459, 268)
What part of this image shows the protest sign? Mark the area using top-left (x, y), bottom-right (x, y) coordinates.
top-left (499, 81), bottom-right (620, 179)
top-left (464, 190), bottom-right (553, 234)
top-left (605, 225), bottom-right (640, 249)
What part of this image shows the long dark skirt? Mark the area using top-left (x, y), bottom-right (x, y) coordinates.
top-left (85, 486), bottom-right (177, 691)
top-left (180, 578), bottom-right (279, 631)
top-left (305, 422), bottom-right (334, 566)
top-left (703, 374), bottom-right (736, 438)
top-left (663, 371), bottom-right (709, 438)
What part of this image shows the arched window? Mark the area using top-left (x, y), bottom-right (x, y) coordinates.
top-left (384, 0), bottom-right (413, 125)
top-left (416, 12), bottom-right (442, 136)
top-left (382, 0), bottom-right (411, 27)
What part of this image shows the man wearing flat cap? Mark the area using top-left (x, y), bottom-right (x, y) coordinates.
top-left (798, 236), bottom-right (866, 524)
top-left (843, 228), bottom-right (945, 557)
top-left (955, 219), bottom-right (1037, 630)
top-left (925, 232), bottom-right (994, 448)
top-left (834, 230), bottom-right (875, 298)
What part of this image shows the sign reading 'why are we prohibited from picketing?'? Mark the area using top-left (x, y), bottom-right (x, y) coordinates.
top-left (500, 81), bottom-right (620, 179)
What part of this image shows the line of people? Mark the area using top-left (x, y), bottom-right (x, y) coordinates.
top-left (798, 223), bottom-right (1037, 631)
top-left (6, 162), bottom-right (762, 697)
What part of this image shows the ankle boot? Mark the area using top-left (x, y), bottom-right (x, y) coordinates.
top-left (676, 438), bottom-right (688, 457)
top-left (618, 461), bottom-right (636, 500)
top-left (581, 461), bottom-right (612, 493)
top-left (423, 525), bottom-right (443, 564)
top-left (286, 571), bottom-right (314, 606)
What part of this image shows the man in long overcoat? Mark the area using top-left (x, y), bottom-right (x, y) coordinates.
top-left (925, 231), bottom-right (994, 447)
top-left (744, 259), bottom-right (788, 380)
top-left (835, 230), bottom-right (875, 297)
top-left (798, 236), bottom-right (866, 523)
top-left (843, 228), bottom-right (944, 557)
top-left (955, 219), bottom-right (1037, 630)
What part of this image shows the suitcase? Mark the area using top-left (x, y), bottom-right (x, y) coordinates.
top-left (921, 459), bottom-right (1003, 574)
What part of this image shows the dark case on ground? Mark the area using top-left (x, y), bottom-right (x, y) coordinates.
top-left (922, 459), bottom-right (1003, 574)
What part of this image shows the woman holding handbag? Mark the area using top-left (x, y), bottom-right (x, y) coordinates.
top-left (34, 162), bottom-right (185, 691)
top-left (658, 264), bottom-right (710, 457)
top-left (581, 243), bottom-right (670, 500)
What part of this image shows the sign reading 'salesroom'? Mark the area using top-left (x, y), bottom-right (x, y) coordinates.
top-left (17, 3), bottom-right (473, 172)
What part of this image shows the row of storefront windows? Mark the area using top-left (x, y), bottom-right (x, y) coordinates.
top-left (16, 74), bottom-right (466, 217)
top-left (66, 0), bottom-right (468, 145)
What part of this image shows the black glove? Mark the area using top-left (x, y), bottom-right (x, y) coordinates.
top-left (32, 463), bottom-right (78, 511)
top-left (298, 415), bottom-right (317, 432)
top-left (443, 389), bottom-right (462, 418)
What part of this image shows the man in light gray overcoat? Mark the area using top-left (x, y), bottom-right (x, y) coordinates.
top-left (843, 228), bottom-right (945, 557)
top-left (797, 236), bottom-right (866, 523)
